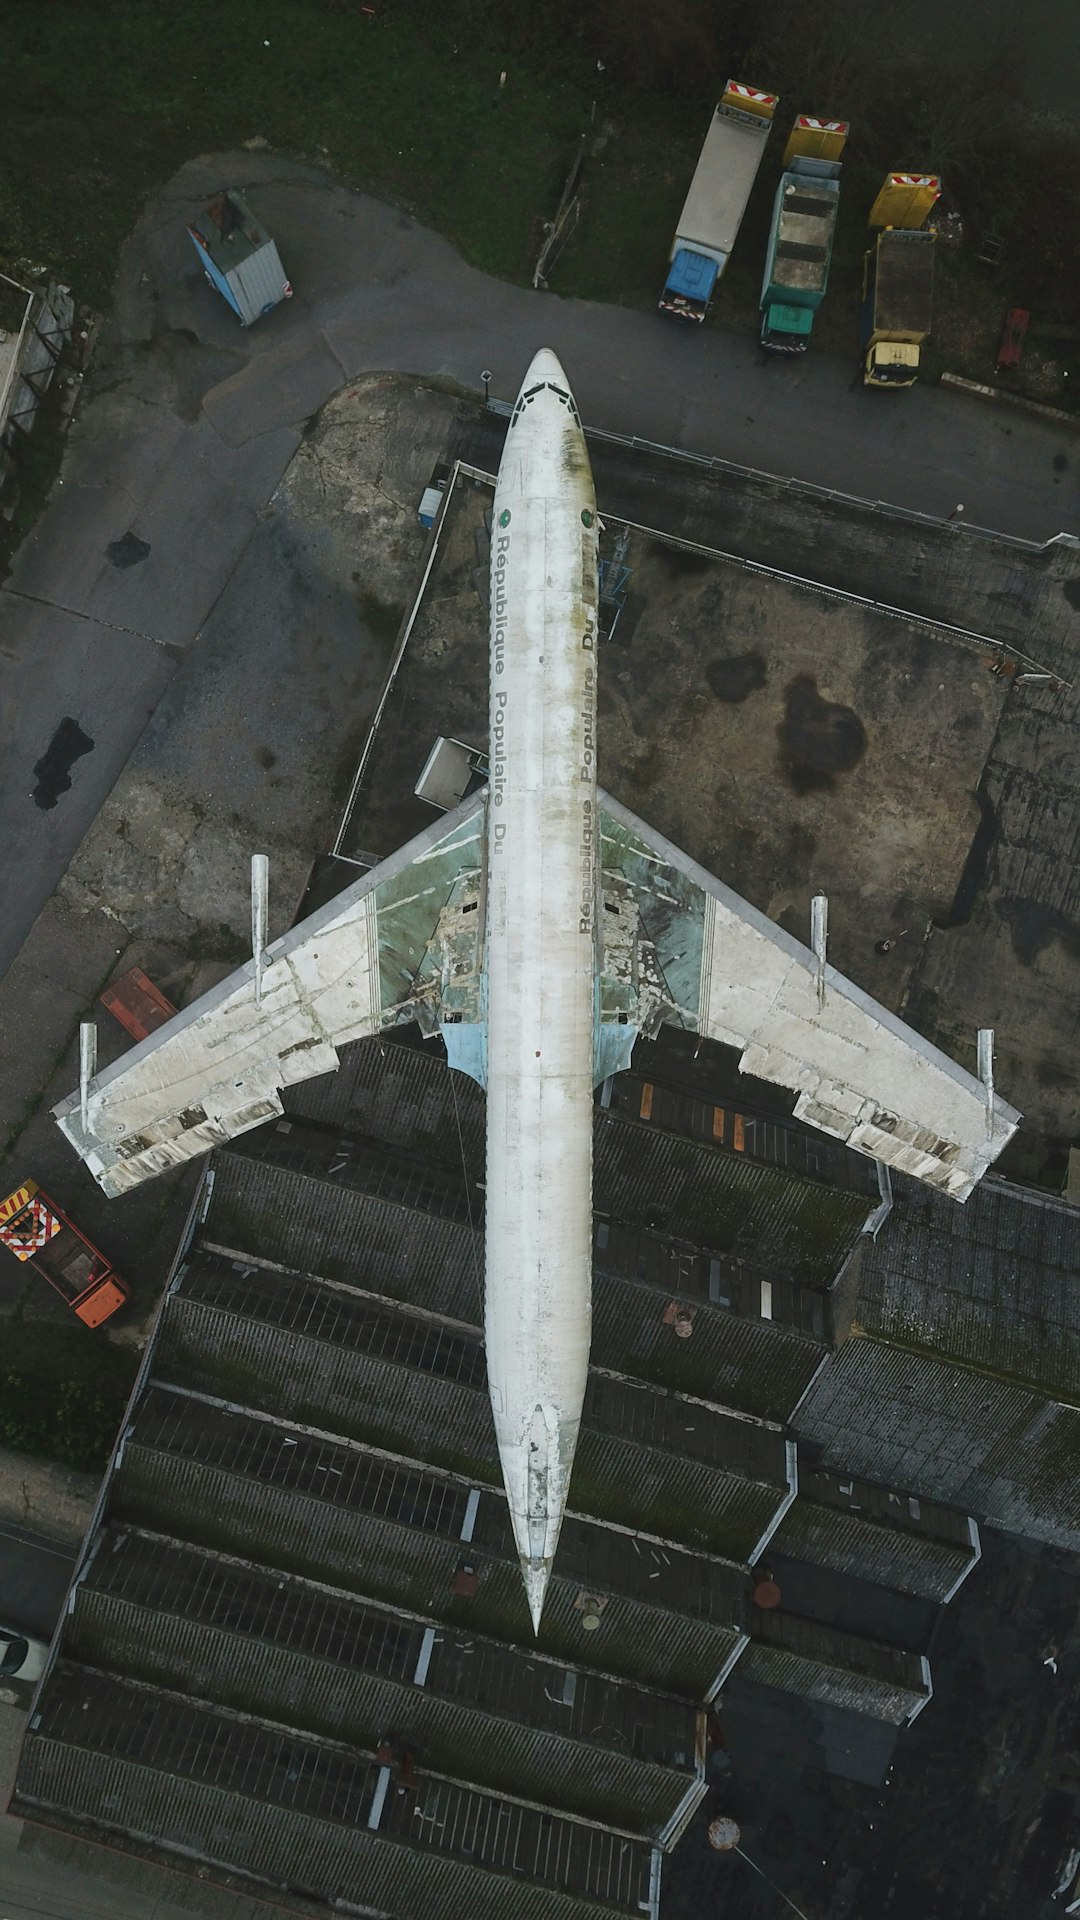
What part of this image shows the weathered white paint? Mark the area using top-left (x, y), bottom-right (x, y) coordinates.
top-left (485, 349), bottom-right (599, 1632)
top-left (250, 852), bottom-right (269, 1008)
top-left (53, 805), bottom-right (483, 1194)
top-left (694, 885), bottom-right (1017, 1199)
top-left (597, 792), bottom-right (1019, 1198)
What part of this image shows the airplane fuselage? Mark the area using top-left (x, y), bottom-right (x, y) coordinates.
top-left (485, 351), bottom-right (600, 1629)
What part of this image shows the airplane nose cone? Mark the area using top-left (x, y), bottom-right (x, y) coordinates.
top-left (523, 346), bottom-right (568, 387)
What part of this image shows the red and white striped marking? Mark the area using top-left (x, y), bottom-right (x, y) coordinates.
top-left (0, 1197), bottom-right (62, 1260)
top-left (725, 80), bottom-right (778, 107)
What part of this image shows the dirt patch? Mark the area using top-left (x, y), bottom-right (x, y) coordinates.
top-left (778, 674), bottom-right (867, 794)
top-left (706, 651), bottom-right (767, 703)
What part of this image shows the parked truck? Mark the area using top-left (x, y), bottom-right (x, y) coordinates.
top-left (868, 172), bottom-right (941, 230)
top-left (0, 1179), bottom-right (128, 1327)
top-left (861, 228), bottom-right (935, 388)
top-left (759, 159), bottom-right (842, 351)
top-left (660, 81), bottom-right (778, 322)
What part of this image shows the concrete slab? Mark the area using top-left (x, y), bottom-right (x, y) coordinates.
top-left (0, 377), bottom-right (453, 1304)
top-left (9, 419), bottom-right (299, 650)
top-left (4, 479), bottom-right (158, 620)
top-left (200, 330), bottom-right (347, 446)
top-left (0, 1471), bottom-right (95, 1561)
top-left (49, 392), bottom-right (191, 508)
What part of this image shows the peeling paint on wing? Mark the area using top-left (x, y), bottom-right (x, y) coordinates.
top-left (53, 796), bottom-right (490, 1196)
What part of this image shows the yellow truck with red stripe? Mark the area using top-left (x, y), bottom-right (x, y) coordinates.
top-left (0, 1181), bottom-right (128, 1328)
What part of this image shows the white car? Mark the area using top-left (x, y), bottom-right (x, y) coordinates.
top-left (0, 1625), bottom-right (48, 1683)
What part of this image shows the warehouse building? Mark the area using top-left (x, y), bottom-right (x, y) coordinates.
top-left (13, 1033), bottom-right (980, 1916)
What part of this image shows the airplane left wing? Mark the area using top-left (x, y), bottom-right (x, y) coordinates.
top-left (595, 792), bottom-right (1019, 1201)
top-left (56, 797), bottom-right (486, 1197)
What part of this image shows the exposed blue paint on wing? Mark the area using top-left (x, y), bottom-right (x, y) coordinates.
top-left (443, 1020), bottom-right (487, 1089)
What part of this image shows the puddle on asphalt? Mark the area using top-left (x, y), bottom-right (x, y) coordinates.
top-left (106, 531), bottom-right (151, 569)
top-left (31, 718), bottom-right (95, 809)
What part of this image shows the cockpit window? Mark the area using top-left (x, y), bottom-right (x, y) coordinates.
top-left (511, 381), bottom-right (582, 428)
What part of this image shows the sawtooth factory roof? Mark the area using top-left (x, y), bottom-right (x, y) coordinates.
top-left (12, 1030), bottom-right (979, 1916)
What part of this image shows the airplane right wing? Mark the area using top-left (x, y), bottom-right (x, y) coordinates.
top-left (595, 792), bottom-right (1019, 1201)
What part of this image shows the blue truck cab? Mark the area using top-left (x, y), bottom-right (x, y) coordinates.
top-left (661, 248), bottom-right (721, 322)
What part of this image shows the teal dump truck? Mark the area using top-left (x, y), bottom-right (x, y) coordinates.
top-left (759, 158), bottom-right (842, 352)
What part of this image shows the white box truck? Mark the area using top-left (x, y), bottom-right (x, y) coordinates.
top-left (660, 81), bottom-right (778, 322)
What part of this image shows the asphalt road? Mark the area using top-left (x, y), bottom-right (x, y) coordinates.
top-left (1, 147), bottom-right (1078, 980)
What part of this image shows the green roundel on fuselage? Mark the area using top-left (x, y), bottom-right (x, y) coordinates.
top-left (499, 509), bottom-right (511, 528)
top-left (581, 510), bottom-right (594, 528)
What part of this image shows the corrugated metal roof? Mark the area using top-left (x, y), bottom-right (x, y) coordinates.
top-left (160, 1259), bottom-right (494, 1478)
top-left (594, 1124), bottom-right (869, 1282)
top-left (595, 1217), bottom-right (828, 1336)
top-left (770, 1500), bottom-right (974, 1601)
top-left (252, 1122), bottom-right (477, 1223)
top-left (16, 1667), bottom-right (660, 1920)
top-left (797, 1336), bottom-right (1080, 1549)
top-left (279, 1034), bottom-right (871, 1285)
top-left (798, 1463), bottom-right (974, 1549)
top-left (70, 1528), bottom-right (698, 1836)
top-left (285, 1032), bottom-right (484, 1153)
top-left (738, 1630), bottom-right (927, 1725)
top-left (203, 1150), bottom-right (484, 1325)
top-left (594, 1272), bottom-right (824, 1422)
top-left (203, 1152), bottom-right (827, 1425)
top-left (857, 1175), bottom-right (1080, 1401)
top-left (601, 1070), bottom-right (878, 1196)
top-left (114, 1385), bottom-right (748, 1697)
top-left (158, 1261), bottom-right (789, 1559)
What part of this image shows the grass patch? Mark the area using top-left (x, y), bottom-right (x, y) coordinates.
top-left (3, 0), bottom-right (1079, 410)
top-left (0, 1321), bottom-right (137, 1471)
top-left (2, 2), bottom-right (593, 305)
top-left (555, 108), bottom-right (703, 309)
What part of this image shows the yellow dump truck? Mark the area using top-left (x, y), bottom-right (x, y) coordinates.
top-left (861, 228), bottom-right (935, 388)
